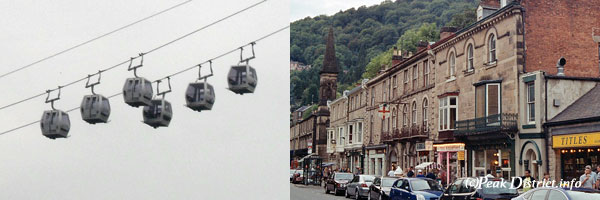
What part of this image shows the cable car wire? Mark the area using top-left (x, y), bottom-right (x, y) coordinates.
top-left (0, 25), bottom-right (289, 136)
top-left (0, 0), bottom-right (268, 113)
top-left (0, 0), bottom-right (193, 80)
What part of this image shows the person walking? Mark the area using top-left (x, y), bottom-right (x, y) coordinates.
top-left (514, 170), bottom-right (535, 192)
top-left (388, 164), bottom-right (397, 177)
top-left (596, 165), bottom-right (600, 189)
top-left (426, 169), bottom-right (437, 180)
top-left (416, 169), bottom-right (426, 178)
top-left (580, 165), bottom-right (596, 189)
top-left (407, 167), bottom-right (415, 177)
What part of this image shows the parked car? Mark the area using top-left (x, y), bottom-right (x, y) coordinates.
top-left (368, 177), bottom-right (399, 200)
top-left (512, 187), bottom-right (600, 200)
top-left (325, 172), bottom-right (354, 195)
top-left (439, 177), bottom-right (518, 200)
top-left (389, 177), bottom-right (443, 200)
top-left (345, 174), bottom-right (376, 199)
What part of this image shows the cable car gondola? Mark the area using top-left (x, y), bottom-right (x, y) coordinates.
top-left (123, 54), bottom-right (153, 107)
top-left (40, 87), bottom-right (70, 139)
top-left (80, 72), bottom-right (111, 124)
top-left (81, 94), bottom-right (110, 124)
top-left (227, 65), bottom-right (257, 94)
top-left (143, 99), bottom-right (173, 128)
top-left (186, 62), bottom-right (215, 112)
top-left (228, 43), bottom-right (257, 95)
top-left (143, 77), bottom-right (173, 128)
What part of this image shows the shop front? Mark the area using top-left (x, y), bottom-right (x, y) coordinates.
top-left (467, 140), bottom-right (514, 179)
top-left (345, 147), bottom-right (364, 174)
top-left (416, 141), bottom-right (433, 165)
top-left (434, 143), bottom-right (465, 185)
top-left (552, 132), bottom-right (600, 181)
top-left (366, 144), bottom-right (387, 176)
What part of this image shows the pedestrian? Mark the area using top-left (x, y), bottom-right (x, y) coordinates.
top-left (439, 168), bottom-right (447, 186)
top-left (426, 169), bottom-right (437, 180)
top-left (416, 169), bottom-right (425, 178)
top-left (542, 172), bottom-right (551, 182)
top-left (388, 164), bottom-right (397, 177)
top-left (407, 167), bottom-right (415, 177)
top-left (580, 165), bottom-right (596, 189)
top-left (596, 165), bottom-right (600, 189)
top-left (522, 170), bottom-right (536, 192)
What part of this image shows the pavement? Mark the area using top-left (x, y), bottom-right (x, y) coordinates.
top-left (290, 183), bottom-right (350, 200)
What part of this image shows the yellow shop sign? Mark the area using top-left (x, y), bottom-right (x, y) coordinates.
top-left (553, 132), bottom-right (600, 148)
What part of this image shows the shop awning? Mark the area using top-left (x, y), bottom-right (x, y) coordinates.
top-left (415, 162), bottom-right (435, 170)
top-left (321, 162), bottom-right (335, 167)
top-left (298, 153), bottom-right (316, 163)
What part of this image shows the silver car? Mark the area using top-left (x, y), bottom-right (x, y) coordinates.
top-left (512, 187), bottom-right (600, 200)
top-left (345, 175), bottom-right (375, 199)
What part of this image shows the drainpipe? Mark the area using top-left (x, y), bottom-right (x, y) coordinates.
top-left (544, 72), bottom-right (550, 174)
top-left (520, 5), bottom-right (527, 73)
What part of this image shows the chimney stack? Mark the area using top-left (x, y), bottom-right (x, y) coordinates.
top-left (417, 40), bottom-right (428, 52)
top-left (440, 27), bottom-right (457, 40)
top-left (392, 46), bottom-right (404, 66)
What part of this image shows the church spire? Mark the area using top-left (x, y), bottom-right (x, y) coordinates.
top-left (320, 28), bottom-right (338, 74)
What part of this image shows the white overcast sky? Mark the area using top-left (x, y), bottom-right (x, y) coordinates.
top-left (0, 0), bottom-right (288, 199)
top-left (291, 0), bottom-right (384, 21)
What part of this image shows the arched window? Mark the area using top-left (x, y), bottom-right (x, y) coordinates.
top-left (403, 105), bottom-right (409, 127)
top-left (449, 52), bottom-right (456, 78)
top-left (467, 44), bottom-right (474, 71)
top-left (422, 98), bottom-right (428, 128)
top-left (488, 34), bottom-right (496, 63)
top-left (411, 101), bottom-right (417, 126)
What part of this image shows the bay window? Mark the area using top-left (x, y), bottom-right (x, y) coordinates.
top-left (475, 83), bottom-right (501, 118)
top-left (357, 122), bottom-right (363, 143)
top-left (439, 96), bottom-right (458, 130)
top-left (527, 82), bottom-right (535, 123)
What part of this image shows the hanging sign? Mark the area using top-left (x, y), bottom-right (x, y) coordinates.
top-left (378, 103), bottom-right (391, 120)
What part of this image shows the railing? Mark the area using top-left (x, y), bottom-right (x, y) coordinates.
top-left (455, 113), bottom-right (518, 136)
top-left (392, 128), bottom-right (401, 140)
top-left (381, 131), bottom-right (392, 142)
top-left (394, 125), bottom-right (428, 140)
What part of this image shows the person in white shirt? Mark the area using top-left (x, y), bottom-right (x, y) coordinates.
top-left (581, 165), bottom-right (597, 189)
top-left (388, 164), bottom-right (397, 177)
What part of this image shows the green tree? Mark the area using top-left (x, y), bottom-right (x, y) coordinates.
top-left (447, 7), bottom-right (477, 29)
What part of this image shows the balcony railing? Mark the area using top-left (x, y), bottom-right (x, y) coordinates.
top-left (381, 131), bottom-right (392, 142)
top-left (455, 113), bottom-right (518, 136)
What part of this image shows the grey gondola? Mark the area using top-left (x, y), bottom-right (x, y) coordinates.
top-left (123, 77), bottom-right (153, 107)
top-left (143, 99), bottom-right (172, 128)
top-left (40, 110), bottom-right (70, 139)
top-left (227, 65), bottom-right (257, 94)
top-left (80, 94), bottom-right (110, 124)
top-left (185, 82), bottom-right (215, 112)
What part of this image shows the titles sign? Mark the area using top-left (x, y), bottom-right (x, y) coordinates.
top-left (553, 132), bottom-right (600, 148)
